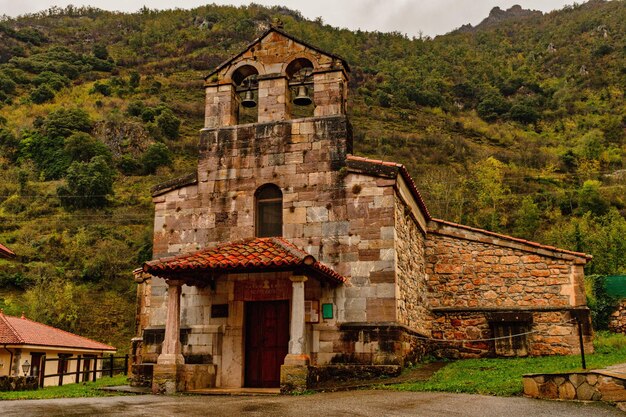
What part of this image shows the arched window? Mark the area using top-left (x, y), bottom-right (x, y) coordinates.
top-left (255, 184), bottom-right (283, 237)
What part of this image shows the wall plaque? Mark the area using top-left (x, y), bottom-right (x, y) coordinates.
top-left (234, 278), bottom-right (291, 301)
top-left (211, 304), bottom-right (229, 318)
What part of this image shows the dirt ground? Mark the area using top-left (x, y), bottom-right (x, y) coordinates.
top-left (0, 390), bottom-right (622, 417)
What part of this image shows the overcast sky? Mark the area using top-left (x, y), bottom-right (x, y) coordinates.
top-left (0, 0), bottom-right (581, 37)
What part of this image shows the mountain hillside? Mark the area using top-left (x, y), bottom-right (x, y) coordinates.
top-left (0, 1), bottom-right (625, 348)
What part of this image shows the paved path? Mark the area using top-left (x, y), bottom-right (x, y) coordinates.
top-left (0, 390), bottom-right (621, 417)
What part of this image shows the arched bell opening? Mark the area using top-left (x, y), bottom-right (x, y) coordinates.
top-left (286, 58), bottom-right (315, 119)
top-left (232, 64), bottom-right (259, 124)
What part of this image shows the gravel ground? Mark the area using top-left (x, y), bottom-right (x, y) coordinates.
top-left (0, 390), bottom-right (622, 417)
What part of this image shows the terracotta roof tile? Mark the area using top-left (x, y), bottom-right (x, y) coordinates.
top-left (144, 237), bottom-right (346, 284)
top-left (0, 243), bottom-right (15, 259)
top-left (0, 313), bottom-right (115, 351)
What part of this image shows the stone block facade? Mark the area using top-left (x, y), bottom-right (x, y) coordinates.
top-left (134, 27), bottom-right (594, 393)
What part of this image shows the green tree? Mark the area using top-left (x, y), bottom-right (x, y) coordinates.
top-left (578, 180), bottom-right (608, 216)
top-left (477, 92), bottom-right (510, 122)
top-left (141, 142), bottom-right (172, 174)
top-left (513, 196), bottom-right (540, 239)
top-left (155, 109), bottom-right (181, 140)
top-left (58, 156), bottom-right (115, 209)
top-left (64, 132), bottom-right (112, 163)
top-left (43, 108), bottom-right (93, 139)
top-left (471, 156), bottom-right (510, 230)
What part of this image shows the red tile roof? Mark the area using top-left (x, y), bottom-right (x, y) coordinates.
top-left (346, 154), bottom-right (432, 220)
top-left (430, 218), bottom-right (592, 261)
top-left (0, 243), bottom-right (15, 259)
top-left (0, 312), bottom-right (115, 351)
top-left (144, 237), bottom-right (346, 284)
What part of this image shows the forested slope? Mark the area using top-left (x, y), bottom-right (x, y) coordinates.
top-left (0, 1), bottom-right (624, 348)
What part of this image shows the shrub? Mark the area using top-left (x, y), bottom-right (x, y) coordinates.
top-left (0, 74), bottom-right (16, 95)
top-left (29, 84), bottom-right (55, 104)
top-left (32, 71), bottom-right (70, 91)
top-left (117, 154), bottom-right (143, 175)
top-left (90, 81), bottom-right (111, 96)
top-left (129, 71), bottom-right (140, 89)
top-left (586, 275), bottom-right (619, 330)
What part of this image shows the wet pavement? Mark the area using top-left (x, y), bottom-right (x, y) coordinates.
top-left (0, 390), bottom-right (622, 417)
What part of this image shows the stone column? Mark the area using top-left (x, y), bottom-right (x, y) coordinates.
top-left (157, 280), bottom-right (185, 365)
top-left (258, 76), bottom-right (289, 123)
top-left (281, 275), bottom-right (309, 393)
top-left (287, 275), bottom-right (308, 360)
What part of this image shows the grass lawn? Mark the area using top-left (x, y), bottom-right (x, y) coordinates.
top-left (0, 375), bottom-right (129, 401)
top-left (388, 331), bottom-right (626, 396)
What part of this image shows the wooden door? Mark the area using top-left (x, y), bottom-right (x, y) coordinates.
top-left (245, 300), bottom-right (289, 388)
top-left (30, 352), bottom-right (43, 378)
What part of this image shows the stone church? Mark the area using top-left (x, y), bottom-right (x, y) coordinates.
top-left (132, 27), bottom-right (593, 393)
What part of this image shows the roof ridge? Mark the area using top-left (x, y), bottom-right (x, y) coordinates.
top-left (270, 237), bottom-right (309, 261)
top-left (430, 218), bottom-right (592, 260)
top-left (9, 315), bottom-right (115, 350)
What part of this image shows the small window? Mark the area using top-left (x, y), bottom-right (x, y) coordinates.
top-left (489, 312), bottom-right (532, 357)
top-left (255, 184), bottom-right (283, 237)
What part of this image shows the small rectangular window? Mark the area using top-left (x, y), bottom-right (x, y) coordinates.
top-left (257, 200), bottom-right (282, 237)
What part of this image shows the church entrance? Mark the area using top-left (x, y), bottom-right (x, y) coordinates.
top-left (244, 300), bottom-right (290, 388)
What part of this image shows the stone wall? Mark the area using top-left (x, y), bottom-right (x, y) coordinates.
top-left (609, 299), bottom-right (626, 333)
top-left (394, 194), bottom-right (431, 335)
top-left (0, 376), bottom-right (38, 391)
top-left (425, 230), bottom-right (585, 309)
top-left (524, 371), bottom-right (626, 402)
top-left (430, 309), bottom-right (591, 359)
top-left (425, 221), bottom-right (591, 358)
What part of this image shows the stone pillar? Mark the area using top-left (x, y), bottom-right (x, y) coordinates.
top-left (258, 75), bottom-right (289, 123)
top-left (281, 275), bottom-right (309, 393)
top-left (153, 280), bottom-right (185, 395)
top-left (313, 70), bottom-right (347, 117)
top-left (158, 280), bottom-right (185, 365)
top-left (204, 83), bottom-right (239, 128)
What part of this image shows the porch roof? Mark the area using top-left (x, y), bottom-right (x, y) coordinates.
top-left (143, 237), bottom-right (346, 285)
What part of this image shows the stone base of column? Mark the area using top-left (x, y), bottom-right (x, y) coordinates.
top-left (280, 364), bottom-right (309, 394)
top-left (283, 353), bottom-right (310, 366)
top-left (157, 353), bottom-right (185, 365)
top-left (151, 364), bottom-right (185, 394)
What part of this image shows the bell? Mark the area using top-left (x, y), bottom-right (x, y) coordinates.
top-left (293, 85), bottom-right (312, 106)
top-left (241, 90), bottom-right (256, 108)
